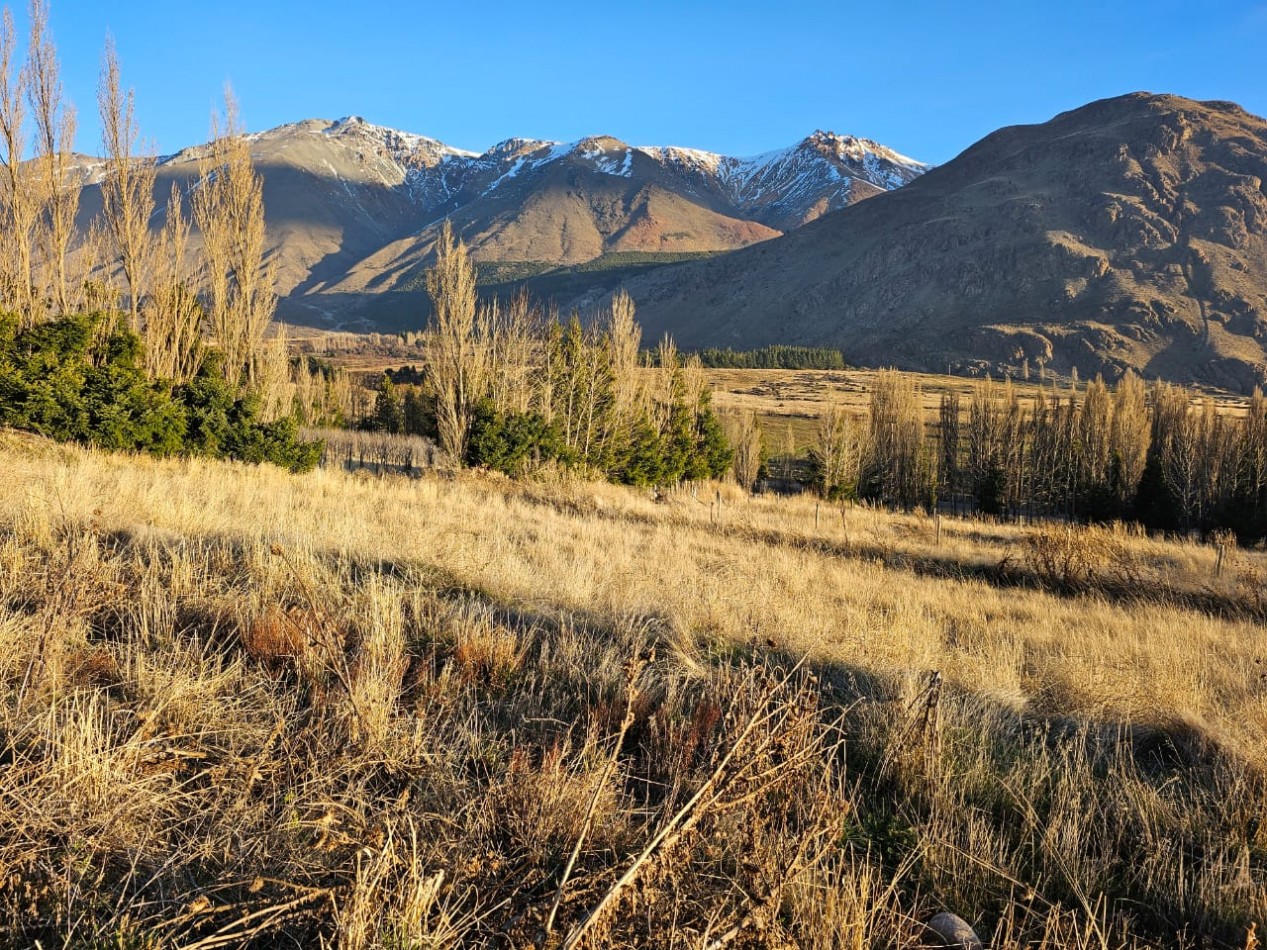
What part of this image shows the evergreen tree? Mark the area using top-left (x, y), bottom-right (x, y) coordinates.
top-left (370, 374), bottom-right (403, 434)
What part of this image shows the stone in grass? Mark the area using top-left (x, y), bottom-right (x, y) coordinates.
top-left (925, 911), bottom-right (984, 949)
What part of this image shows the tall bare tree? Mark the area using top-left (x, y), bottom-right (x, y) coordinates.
top-left (257, 319), bottom-right (292, 421)
top-left (193, 87), bottom-right (274, 386)
top-left (146, 184), bottom-right (202, 380)
top-left (1152, 383), bottom-right (1202, 528)
top-left (0, 6), bottom-right (35, 318)
top-left (606, 289), bottom-right (641, 421)
top-left (97, 35), bottom-right (154, 331)
top-left (1077, 377), bottom-right (1114, 502)
top-left (425, 220), bottom-right (484, 460)
top-left (815, 402), bottom-right (866, 499)
top-left (725, 410), bottom-right (763, 491)
top-left (486, 288), bottom-right (540, 415)
top-left (938, 391), bottom-right (962, 511)
top-left (866, 370), bottom-right (926, 509)
top-left (651, 334), bottom-right (679, 428)
top-left (1110, 371), bottom-right (1150, 505)
top-left (26, 0), bottom-right (78, 316)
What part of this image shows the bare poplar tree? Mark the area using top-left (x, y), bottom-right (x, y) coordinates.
top-left (487, 288), bottom-right (539, 415)
top-left (97, 35), bottom-right (154, 331)
top-left (815, 402), bottom-right (865, 499)
top-left (1110, 371), bottom-right (1150, 504)
top-left (0, 6), bottom-right (35, 318)
top-left (680, 352), bottom-right (706, 412)
top-left (1077, 376), bottom-right (1114, 501)
top-left (575, 322), bottom-right (612, 462)
top-left (782, 422), bottom-right (796, 481)
top-left (26, 0), bottom-right (78, 316)
top-left (1240, 388), bottom-right (1267, 519)
top-left (999, 380), bottom-right (1028, 515)
top-left (73, 214), bottom-right (113, 312)
top-left (146, 184), bottom-right (202, 381)
top-left (193, 87), bottom-right (274, 386)
top-left (1153, 383), bottom-right (1201, 528)
top-left (606, 289), bottom-right (641, 421)
top-left (725, 410), bottom-right (763, 491)
top-left (867, 370), bottom-right (925, 508)
top-left (256, 321), bottom-right (292, 421)
top-left (938, 391), bottom-right (962, 512)
top-left (1195, 398), bottom-right (1237, 518)
top-left (651, 334), bottom-right (679, 428)
top-left (1027, 386), bottom-right (1053, 514)
top-left (966, 378), bottom-right (1004, 512)
top-left (425, 220), bottom-right (484, 460)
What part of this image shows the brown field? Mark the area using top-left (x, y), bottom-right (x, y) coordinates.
top-left (703, 368), bottom-right (1252, 451)
top-left (1, 431), bottom-right (1264, 947)
top-left (304, 332), bottom-right (1253, 452)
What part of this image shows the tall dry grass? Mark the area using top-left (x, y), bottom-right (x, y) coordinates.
top-left (0, 430), bottom-right (1263, 947)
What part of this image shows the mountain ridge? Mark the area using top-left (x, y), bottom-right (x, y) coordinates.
top-left (613, 92), bottom-right (1267, 389)
top-left (73, 116), bottom-right (925, 329)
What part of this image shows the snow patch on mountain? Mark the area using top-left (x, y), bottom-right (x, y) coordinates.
top-left (239, 117), bottom-right (930, 229)
top-left (323, 116), bottom-right (479, 165)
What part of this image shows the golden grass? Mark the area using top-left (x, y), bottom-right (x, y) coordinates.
top-left (1, 431), bottom-right (1265, 946)
top-left (11, 440), bottom-right (1259, 757)
top-left (702, 368), bottom-right (1251, 449)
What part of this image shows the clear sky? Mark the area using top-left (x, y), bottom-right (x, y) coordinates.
top-left (8, 0), bottom-right (1267, 164)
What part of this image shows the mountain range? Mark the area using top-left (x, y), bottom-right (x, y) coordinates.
top-left (82, 119), bottom-right (927, 329)
top-left (622, 93), bottom-right (1267, 390)
top-left (75, 92), bottom-right (1267, 387)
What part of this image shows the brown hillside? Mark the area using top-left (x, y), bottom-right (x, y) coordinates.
top-left (326, 138), bottom-right (782, 300)
top-left (71, 119), bottom-right (923, 330)
top-left (621, 93), bottom-right (1267, 389)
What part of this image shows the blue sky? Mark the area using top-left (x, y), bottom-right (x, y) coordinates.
top-left (10, 0), bottom-right (1267, 163)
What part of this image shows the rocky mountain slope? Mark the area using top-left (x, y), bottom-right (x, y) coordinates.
top-left (78, 118), bottom-right (927, 328)
top-left (619, 93), bottom-right (1267, 390)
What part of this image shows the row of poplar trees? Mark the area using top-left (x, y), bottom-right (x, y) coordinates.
top-left (812, 370), bottom-right (1267, 541)
top-left (374, 223), bottom-right (731, 485)
top-left (0, 1), bottom-right (345, 425)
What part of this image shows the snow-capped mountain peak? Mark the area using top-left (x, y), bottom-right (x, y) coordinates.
top-left (799, 129), bottom-right (926, 169)
top-left (635, 145), bottom-right (728, 178)
top-left (234, 117), bottom-right (927, 228)
top-left (322, 115), bottom-right (479, 168)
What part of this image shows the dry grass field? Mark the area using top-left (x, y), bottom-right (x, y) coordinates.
top-left (703, 369), bottom-right (1250, 451)
top-left (303, 337), bottom-right (1252, 452)
top-left (1, 430), bottom-right (1265, 947)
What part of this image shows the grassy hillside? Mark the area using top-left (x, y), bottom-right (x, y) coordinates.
top-left (1, 431), bottom-right (1264, 947)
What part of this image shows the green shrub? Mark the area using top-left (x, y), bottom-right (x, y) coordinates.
top-left (0, 311), bottom-right (322, 472)
top-left (466, 400), bottom-right (568, 475)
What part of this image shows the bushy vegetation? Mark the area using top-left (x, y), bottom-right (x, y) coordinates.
top-left (0, 311), bottom-right (321, 471)
top-left (806, 370), bottom-right (1267, 543)
top-left (568, 250), bottom-right (721, 273)
top-left (366, 352), bottom-right (731, 486)
top-left (364, 228), bottom-right (732, 486)
top-left (0, 6), bottom-right (335, 473)
top-left (401, 252), bottom-right (723, 298)
top-left (694, 344), bottom-right (847, 370)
